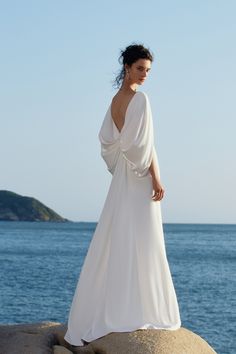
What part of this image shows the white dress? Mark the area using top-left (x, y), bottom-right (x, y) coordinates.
top-left (64, 91), bottom-right (181, 346)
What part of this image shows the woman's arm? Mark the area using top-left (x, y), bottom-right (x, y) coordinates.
top-left (149, 157), bottom-right (165, 201)
top-left (149, 157), bottom-right (160, 181)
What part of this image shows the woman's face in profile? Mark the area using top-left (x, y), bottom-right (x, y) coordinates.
top-left (127, 59), bottom-right (151, 85)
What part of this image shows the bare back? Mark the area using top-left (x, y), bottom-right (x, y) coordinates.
top-left (110, 91), bottom-right (136, 133)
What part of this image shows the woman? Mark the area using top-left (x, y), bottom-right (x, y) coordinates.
top-left (64, 43), bottom-right (181, 347)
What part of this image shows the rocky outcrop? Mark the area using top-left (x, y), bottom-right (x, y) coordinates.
top-left (0, 321), bottom-right (217, 354)
top-left (67, 327), bottom-right (217, 354)
top-left (0, 190), bottom-right (68, 222)
top-left (0, 321), bottom-right (64, 354)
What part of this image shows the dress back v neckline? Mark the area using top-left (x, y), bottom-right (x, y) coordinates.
top-left (110, 92), bottom-right (139, 134)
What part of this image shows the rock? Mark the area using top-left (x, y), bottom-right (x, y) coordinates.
top-left (0, 321), bottom-right (64, 354)
top-left (70, 327), bottom-right (217, 354)
top-left (70, 347), bottom-right (95, 354)
top-left (53, 345), bottom-right (73, 354)
top-left (0, 322), bottom-right (217, 354)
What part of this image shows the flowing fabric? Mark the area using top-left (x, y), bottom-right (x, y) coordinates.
top-left (64, 91), bottom-right (181, 346)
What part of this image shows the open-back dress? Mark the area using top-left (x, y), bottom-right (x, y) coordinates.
top-left (64, 91), bottom-right (181, 346)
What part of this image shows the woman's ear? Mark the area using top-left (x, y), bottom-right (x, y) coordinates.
top-left (124, 63), bottom-right (130, 71)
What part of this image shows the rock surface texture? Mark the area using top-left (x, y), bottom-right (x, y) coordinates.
top-left (0, 322), bottom-right (217, 354)
top-left (69, 327), bottom-right (217, 354)
top-left (0, 322), bottom-right (64, 354)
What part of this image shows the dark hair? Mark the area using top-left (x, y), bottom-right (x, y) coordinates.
top-left (112, 43), bottom-right (154, 89)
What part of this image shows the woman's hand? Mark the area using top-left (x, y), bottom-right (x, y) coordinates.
top-left (151, 177), bottom-right (165, 201)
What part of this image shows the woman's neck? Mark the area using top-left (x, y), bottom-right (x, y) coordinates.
top-left (119, 81), bottom-right (137, 94)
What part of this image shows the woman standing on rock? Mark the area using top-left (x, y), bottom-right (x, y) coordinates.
top-left (64, 43), bottom-right (181, 346)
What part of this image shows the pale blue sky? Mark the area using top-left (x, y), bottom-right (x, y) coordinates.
top-left (0, 0), bottom-right (235, 223)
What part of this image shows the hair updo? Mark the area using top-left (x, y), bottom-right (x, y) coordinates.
top-left (112, 43), bottom-right (154, 89)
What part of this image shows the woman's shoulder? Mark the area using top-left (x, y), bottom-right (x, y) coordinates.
top-left (136, 91), bottom-right (151, 107)
top-left (136, 90), bottom-right (150, 100)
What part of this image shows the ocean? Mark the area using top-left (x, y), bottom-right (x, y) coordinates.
top-left (0, 222), bottom-right (235, 354)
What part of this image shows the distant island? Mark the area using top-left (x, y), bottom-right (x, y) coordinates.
top-left (0, 190), bottom-right (68, 222)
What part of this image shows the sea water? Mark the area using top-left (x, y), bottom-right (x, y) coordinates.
top-left (0, 222), bottom-right (235, 354)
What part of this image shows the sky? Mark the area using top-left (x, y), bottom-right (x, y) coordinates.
top-left (0, 0), bottom-right (235, 223)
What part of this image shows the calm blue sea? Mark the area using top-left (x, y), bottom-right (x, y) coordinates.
top-left (0, 222), bottom-right (235, 354)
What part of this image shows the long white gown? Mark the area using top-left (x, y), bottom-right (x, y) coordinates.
top-left (64, 91), bottom-right (181, 346)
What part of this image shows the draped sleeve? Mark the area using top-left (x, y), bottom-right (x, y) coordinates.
top-left (98, 106), bottom-right (121, 175)
top-left (120, 92), bottom-right (155, 177)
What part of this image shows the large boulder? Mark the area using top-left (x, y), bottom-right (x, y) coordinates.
top-left (0, 322), bottom-right (217, 354)
top-left (69, 327), bottom-right (217, 354)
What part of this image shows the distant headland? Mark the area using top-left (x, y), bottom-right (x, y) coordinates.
top-left (0, 190), bottom-right (68, 222)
